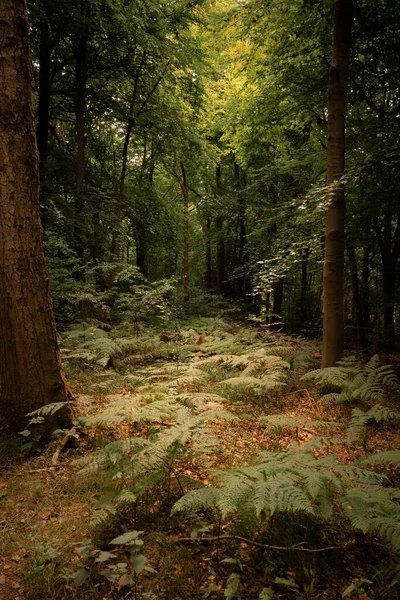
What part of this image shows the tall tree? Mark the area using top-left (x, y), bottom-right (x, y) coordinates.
top-left (322, 0), bottom-right (353, 367)
top-left (0, 0), bottom-right (72, 429)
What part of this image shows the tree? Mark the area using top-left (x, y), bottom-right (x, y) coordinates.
top-left (0, 0), bottom-right (73, 429)
top-left (322, 0), bottom-right (353, 367)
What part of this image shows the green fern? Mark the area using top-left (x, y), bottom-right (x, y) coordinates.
top-left (347, 404), bottom-right (399, 441)
top-left (260, 414), bottom-right (336, 433)
top-left (301, 355), bottom-right (398, 404)
top-left (172, 444), bottom-right (400, 549)
top-left (360, 450), bottom-right (400, 468)
top-left (342, 485), bottom-right (400, 550)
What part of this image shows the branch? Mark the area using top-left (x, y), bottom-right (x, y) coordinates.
top-left (172, 535), bottom-right (352, 553)
top-left (137, 60), bottom-right (170, 117)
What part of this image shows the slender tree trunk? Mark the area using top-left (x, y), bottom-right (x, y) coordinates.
top-left (215, 165), bottom-right (226, 295)
top-left (300, 248), bottom-right (310, 323)
top-left (234, 161), bottom-right (249, 301)
top-left (374, 215), bottom-right (400, 349)
top-left (265, 291), bottom-right (271, 324)
top-left (0, 0), bottom-right (73, 429)
top-left (205, 215), bottom-right (212, 288)
top-left (322, 0), bottom-right (353, 367)
top-left (108, 52), bottom-right (146, 269)
top-left (271, 280), bottom-right (284, 331)
top-left (361, 247), bottom-right (370, 326)
top-left (382, 257), bottom-right (396, 348)
top-left (346, 241), bottom-right (366, 344)
top-left (74, 0), bottom-right (89, 282)
top-left (173, 156), bottom-right (190, 315)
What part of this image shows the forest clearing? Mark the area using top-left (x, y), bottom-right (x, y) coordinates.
top-left (1, 0), bottom-right (400, 598)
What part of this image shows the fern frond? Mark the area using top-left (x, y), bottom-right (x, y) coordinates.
top-left (26, 402), bottom-right (70, 418)
top-left (347, 404), bottom-right (399, 441)
top-left (171, 487), bottom-right (220, 515)
top-left (360, 450), bottom-right (400, 468)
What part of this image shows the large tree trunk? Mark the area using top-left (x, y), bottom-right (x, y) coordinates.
top-left (322, 0), bottom-right (353, 367)
top-left (0, 0), bottom-right (73, 430)
top-left (36, 8), bottom-right (52, 182)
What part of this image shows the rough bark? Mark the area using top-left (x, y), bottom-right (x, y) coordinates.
top-left (322, 0), bottom-right (353, 367)
top-left (0, 0), bottom-right (73, 429)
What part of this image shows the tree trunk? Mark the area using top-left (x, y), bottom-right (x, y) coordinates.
top-left (36, 8), bottom-right (52, 212)
top-left (0, 0), bottom-right (73, 430)
top-left (300, 248), bottom-right (310, 323)
top-left (346, 241), bottom-right (366, 345)
top-left (322, 0), bottom-right (353, 367)
top-left (205, 215), bottom-right (212, 288)
top-left (271, 280), bottom-right (284, 331)
top-left (215, 165), bottom-right (226, 295)
top-left (74, 0), bottom-right (89, 282)
top-left (265, 291), bottom-right (271, 324)
top-left (173, 156), bottom-right (190, 316)
top-left (374, 215), bottom-right (400, 350)
top-left (382, 257), bottom-right (396, 349)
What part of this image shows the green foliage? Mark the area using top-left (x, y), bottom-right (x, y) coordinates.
top-left (301, 355), bottom-right (398, 404)
top-left (76, 391), bottom-right (234, 525)
top-left (347, 405), bottom-right (399, 442)
top-left (342, 485), bottom-right (400, 550)
top-left (260, 414), bottom-right (336, 434)
top-left (173, 443), bottom-right (400, 551)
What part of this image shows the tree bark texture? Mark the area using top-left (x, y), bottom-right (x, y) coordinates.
top-left (0, 0), bottom-right (72, 428)
top-left (322, 0), bottom-right (353, 367)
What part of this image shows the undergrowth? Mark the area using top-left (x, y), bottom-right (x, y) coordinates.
top-left (3, 318), bottom-right (400, 599)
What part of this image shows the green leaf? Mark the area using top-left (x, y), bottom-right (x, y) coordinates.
top-left (259, 588), bottom-right (274, 599)
top-left (72, 567), bottom-right (90, 586)
top-left (131, 554), bottom-right (148, 575)
top-left (273, 577), bottom-right (299, 588)
top-left (342, 583), bottom-right (357, 598)
top-left (109, 530), bottom-right (143, 545)
top-left (224, 573), bottom-right (241, 599)
top-left (95, 551), bottom-right (117, 563)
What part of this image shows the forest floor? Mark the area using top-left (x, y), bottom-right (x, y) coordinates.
top-left (0, 317), bottom-right (399, 600)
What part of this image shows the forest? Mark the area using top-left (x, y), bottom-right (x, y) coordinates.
top-left (0, 0), bottom-right (400, 598)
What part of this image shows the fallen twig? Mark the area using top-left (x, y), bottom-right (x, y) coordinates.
top-left (173, 534), bottom-right (352, 553)
top-left (51, 427), bottom-right (76, 466)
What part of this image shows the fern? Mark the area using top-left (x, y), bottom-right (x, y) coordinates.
top-left (360, 450), bottom-right (400, 468)
top-left (342, 485), bottom-right (400, 550)
top-left (347, 404), bottom-right (399, 441)
top-left (173, 447), bottom-right (340, 523)
top-left (26, 402), bottom-right (70, 418)
top-left (301, 355), bottom-right (398, 404)
top-left (172, 444), bottom-right (400, 550)
top-left (260, 414), bottom-right (336, 433)
top-left (85, 396), bottom-right (178, 427)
